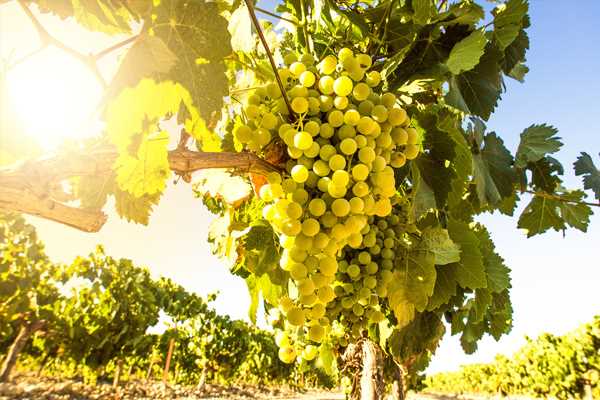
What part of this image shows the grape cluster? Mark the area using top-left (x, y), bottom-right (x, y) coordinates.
top-left (233, 48), bottom-right (421, 363)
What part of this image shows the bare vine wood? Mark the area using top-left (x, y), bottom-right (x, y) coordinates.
top-left (0, 147), bottom-right (279, 232)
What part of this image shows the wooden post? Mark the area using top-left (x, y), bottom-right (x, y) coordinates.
top-left (0, 320), bottom-right (45, 382)
top-left (112, 359), bottom-right (123, 388)
top-left (359, 339), bottom-right (384, 400)
top-left (146, 359), bottom-right (155, 381)
top-left (162, 338), bottom-right (175, 384)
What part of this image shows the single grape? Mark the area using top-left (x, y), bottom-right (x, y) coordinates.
top-left (291, 97), bottom-right (309, 114)
top-left (333, 76), bottom-right (353, 97)
top-left (299, 71), bottom-right (316, 87)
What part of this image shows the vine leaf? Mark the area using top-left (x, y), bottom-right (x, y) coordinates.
top-left (151, 0), bottom-right (232, 122)
top-left (419, 227), bottom-right (461, 265)
top-left (445, 29), bottom-right (487, 75)
top-left (445, 46), bottom-right (503, 120)
top-left (514, 124), bottom-right (562, 168)
top-left (114, 131), bottom-right (170, 197)
top-left (228, 4), bottom-right (254, 53)
top-left (392, 248), bottom-right (436, 313)
top-left (426, 265), bottom-right (457, 311)
top-left (113, 188), bottom-right (161, 225)
top-left (492, 0), bottom-right (528, 50)
top-left (474, 225), bottom-right (511, 293)
top-left (574, 152), bottom-right (600, 200)
top-left (412, 0), bottom-right (436, 25)
top-left (472, 132), bottom-right (517, 207)
top-left (447, 219), bottom-right (487, 290)
top-left (517, 191), bottom-right (591, 237)
top-left (110, 34), bottom-right (177, 93)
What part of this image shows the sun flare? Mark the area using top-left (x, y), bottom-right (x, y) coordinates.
top-left (6, 49), bottom-right (104, 150)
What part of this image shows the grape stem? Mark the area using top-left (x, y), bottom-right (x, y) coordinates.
top-left (243, 0), bottom-right (296, 120)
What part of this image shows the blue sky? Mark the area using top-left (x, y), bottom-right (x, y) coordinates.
top-left (1, 0), bottom-right (599, 374)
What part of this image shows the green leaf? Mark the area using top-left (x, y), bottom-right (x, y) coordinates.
top-left (445, 46), bottom-right (503, 120)
top-left (410, 164), bottom-right (437, 222)
top-left (446, 29), bottom-right (487, 75)
top-left (316, 342), bottom-right (337, 375)
top-left (517, 196), bottom-right (563, 237)
top-left (529, 156), bottom-right (563, 193)
top-left (151, 0), bottom-right (232, 121)
top-left (515, 124), bottom-right (562, 168)
top-left (393, 248), bottom-right (436, 312)
top-left (388, 313), bottom-right (445, 363)
top-left (245, 275), bottom-right (259, 324)
top-left (447, 219), bottom-right (487, 290)
top-left (508, 63), bottom-right (529, 82)
top-left (488, 290), bottom-right (513, 340)
top-left (472, 133), bottom-right (517, 207)
top-left (501, 27), bottom-right (529, 75)
top-left (574, 152), bottom-right (600, 200)
top-left (114, 131), bottom-right (170, 197)
top-left (439, 2), bottom-right (484, 27)
top-left (112, 185), bottom-right (161, 225)
top-left (110, 34), bottom-right (177, 93)
top-left (557, 191), bottom-right (593, 232)
top-left (416, 154), bottom-right (455, 212)
top-left (427, 265), bottom-right (457, 311)
top-left (228, 4), bottom-right (254, 53)
top-left (419, 227), bottom-right (461, 265)
top-left (471, 288), bottom-right (492, 323)
top-left (412, 0), bottom-right (435, 25)
top-left (474, 225), bottom-right (511, 293)
top-left (492, 0), bottom-right (528, 50)
top-left (241, 221), bottom-right (280, 276)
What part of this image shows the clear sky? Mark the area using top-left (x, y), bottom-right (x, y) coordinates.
top-left (1, 0), bottom-right (599, 375)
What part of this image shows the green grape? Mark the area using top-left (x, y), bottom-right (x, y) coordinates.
top-left (364, 276), bottom-right (377, 289)
top-left (313, 160), bottom-right (330, 177)
top-left (291, 165), bottom-right (309, 183)
top-left (406, 127), bottom-right (418, 144)
top-left (284, 52), bottom-right (298, 65)
top-left (356, 54), bottom-right (372, 69)
top-left (234, 124), bottom-right (252, 143)
top-left (320, 212), bottom-right (338, 228)
top-left (338, 47), bottom-right (354, 61)
top-left (319, 123), bottom-right (335, 139)
top-left (290, 62), bottom-right (307, 77)
top-left (365, 71), bottom-right (381, 87)
top-left (352, 163), bottom-right (369, 181)
top-left (404, 144), bottom-right (419, 160)
top-left (337, 125), bottom-right (356, 140)
top-left (266, 83), bottom-right (282, 99)
top-left (349, 197), bottom-right (364, 214)
top-left (294, 131), bottom-right (313, 150)
top-left (358, 251), bottom-right (371, 265)
top-left (358, 146), bottom-right (376, 164)
top-left (307, 97), bottom-right (320, 115)
top-left (319, 95), bottom-right (334, 112)
top-left (319, 256), bottom-right (337, 276)
top-left (352, 82), bottom-right (370, 102)
top-left (313, 232), bottom-right (329, 249)
top-left (328, 110), bottom-right (344, 127)
top-left (381, 92), bottom-right (396, 108)
top-left (328, 154), bottom-right (346, 171)
top-left (300, 53), bottom-right (315, 65)
top-left (332, 198), bottom-right (350, 217)
top-left (344, 109), bottom-right (361, 126)
top-left (317, 286), bottom-right (335, 303)
top-left (349, 68), bottom-right (365, 82)
top-left (390, 152), bottom-right (406, 168)
top-left (357, 116), bottom-right (375, 135)
top-left (342, 56), bottom-right (359, 72)
top-left (358, 100), bottom-right (374, 116)
top-left (333, 76), bottom-right (353, 97)
top-left (366, 262), bottom-right (378, 274)
top-left (290, 263), bottom-right (308, 280)
top-left (298, 278), bottom-right (315, 296)
top-left (278, 346), bottom-right (296, 363)
top-left (319, 144), bottom-right (336, 160)
top-left (388, 107), bottom-right (407, 126)
top-left (331, 169), bottom-right (350, 187)
top-left (291, 97), bottom-right (309, 114)
top-left (304, 142), bottom-right (320, 158)
top-left (328, 182), bottom-right (347, 198)
top-left (299, 71), bottom-right (316, 87)
top-left (255, 128), bottom-right (271, 147)
top-left (287, 306), bottom-right (305, 326)
top-left (289, 85), bottom-right (309, 98)
top-left (302, 218), bottom-right (320, 237)
top-left (318, 55), bottom-right (337, 75)
top-left (340, 138), bottom-right (357, 155)
top-left (371, 105), bottom-right (388, 123)
top-left (391, 127), bottom-right (408, 145)
top-left (308, 325), bottom-right (325, 342)
top-left (318, 76), bottom-right (334, 94)
top-left (352, 181), bottom-right (370, 197)
top-left (309, 303), bottom-right (326, 319)
top-left (334, 96), bottom-right (349, 110)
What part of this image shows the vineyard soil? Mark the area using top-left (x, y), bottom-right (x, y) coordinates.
top-left (0, 374), bottom-right (541, 400)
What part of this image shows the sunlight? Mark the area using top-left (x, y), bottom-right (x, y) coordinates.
top-left (6, 49), bottom-right (104, 150)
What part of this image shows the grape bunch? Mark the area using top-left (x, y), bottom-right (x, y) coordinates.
top-left (233, 48), bottom-right (421, 363)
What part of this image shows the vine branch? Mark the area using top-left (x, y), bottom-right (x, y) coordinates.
top-left (243, 0), bottom-right (295, 119)
top-left (524, 190), bottom-right (600, 208)
top-left (0, 147), bottom-right (280, 232)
